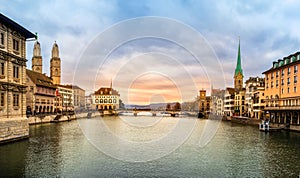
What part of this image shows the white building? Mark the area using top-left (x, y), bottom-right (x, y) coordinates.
top-left (223, 87), bottom-right (235, 116)
top-left (54, 85), bottom-right (73, 112)
top-left (92, 87), bottom-right (120, 110)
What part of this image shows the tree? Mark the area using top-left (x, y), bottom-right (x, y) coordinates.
top-left (174, 102), bottom-right (181, 111)
top-left (166, 103), bottom-right (171, 111)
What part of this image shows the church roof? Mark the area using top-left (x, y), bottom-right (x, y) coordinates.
top-left (0, 13), bottom-right (36, 39)
top-left (26, 69), bottom-right (56, 89)
top-left (234, 39), bottom-right (243, 76)
top-left (95, 87), bottom-right (119, 95)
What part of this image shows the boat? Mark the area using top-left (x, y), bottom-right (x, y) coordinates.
top-left (259, 120), bottom-right (282, 132)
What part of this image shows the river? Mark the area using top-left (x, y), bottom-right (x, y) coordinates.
top-left (0, 116), bottom-right (299, 177)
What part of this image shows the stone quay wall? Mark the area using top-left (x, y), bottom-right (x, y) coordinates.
top-left (0, 117), bottom-right (29, 144)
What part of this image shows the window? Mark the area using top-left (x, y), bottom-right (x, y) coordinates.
top-left (294, 87), bottom-right (297, 93)
top-left (282, 69), bottom-right (284, 76)
top-left (271, 81), bottom-right (273, 88)
top-left (13, 93), bottom-right (19, 107)
top-left (0, 92), bottom-right (4, 106)
top-left (13, 39), bottom-right (19, 51)
top-left (0, 33), bottom-right (4, 45)
top-left (271, 73), bottom-right (274, 79)
top-left (276, 71), bottom-right (279, 78)
top-left (294, 65), bottom-right (298, 73)
top-left (0, 62), bottom-right (4, 75)
top-left (13, 66), bottom-right (19, 78)
top-left (287, 78), bottom-right (290, 85)
top-left (288, 87), bottom-right (290, 93)
top-left (282, 88), bottom-right (284, 94)
top-left (288, 67), bottom-right (291, 75)
top-left (281, 79), bottom-right (284, 85)
top-left (276, 80), bottom-right (278, 87)
top-left (294, 76), bottom-right (298, 84)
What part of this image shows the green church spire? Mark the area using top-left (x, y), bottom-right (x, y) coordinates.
top-left (235, 38), bottom-right (243, 76)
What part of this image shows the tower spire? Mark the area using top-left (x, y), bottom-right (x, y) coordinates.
top-left (234, 37), bottom-right (244, 90)
top-left (235, 37), bottom-right (243, 76)
top-left (110, 79), bottom-right (112, 89)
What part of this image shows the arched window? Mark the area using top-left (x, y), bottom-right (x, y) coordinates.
top-left (104, 99), bottom-right (107, 103)
top-left (100, 99), bottom-right (103, 103)
top-left (95, 99), bottom-right (99, 103)
top-left (109, 99), bottom-right (112, 103)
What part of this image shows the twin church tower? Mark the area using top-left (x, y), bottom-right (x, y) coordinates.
top-left (31, 38), bottom-right (61, 85)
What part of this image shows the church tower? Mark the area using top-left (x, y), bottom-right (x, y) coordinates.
top-left (234, 38), bottom-right (243, 90)
top-left (32, 35), bottom-right (42, 73)
top-left (50, 41), bottom-right (61, 85)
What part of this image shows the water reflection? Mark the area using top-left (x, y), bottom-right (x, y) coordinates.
top-left (0, 117), bottom-right (299, 177)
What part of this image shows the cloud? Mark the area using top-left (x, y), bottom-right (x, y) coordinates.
top-left (2, 0), bottom-right (300, 103)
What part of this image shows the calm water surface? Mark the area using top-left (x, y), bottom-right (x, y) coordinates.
top-left (0, 116), bottom-right (299, 177)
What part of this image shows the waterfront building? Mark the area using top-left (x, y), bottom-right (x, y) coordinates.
top-left (26, 69), bottom-right (56, 114)
top-left (223, 87), bottom-right (235, 116)
top-left (245, 77), bottom-right (265, 119)
top-left (197, 89), bottom-right (211, 114)
top-left (64, 85), bottom-right (85, 111)
top-left (54, 85), bottom-right (74, 112)
top-left (234, 88), bottom-right (246, 116)
top-left (92, 84), bottom-right (120, 110)
top-left (0, 13), bottom-right (35, 142)
top-left (211, 88), bottom-right (225, 115)
top-left (85, 94), bottom-right (93, 110)
top-left (263, 52), bottom-right (300, 130)
top-left (50, 42), bottom-right (61, 85)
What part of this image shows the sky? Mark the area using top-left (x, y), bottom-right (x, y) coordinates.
top-left (2, 0), bottom-right (300, 104)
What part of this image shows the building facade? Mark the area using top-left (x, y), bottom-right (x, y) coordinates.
top-left (224, 87), bottom-right (235, 116)
top-left (93, 87), bottom-right (120, 110)
top-left (211, 88), bottom-right (225, 115)
top-left (263, 52), bottom-right (300, 130)
top-left (197, 89), bottom-right (211, 114)
top-left (26, 69), bottom-right (56, 114)
top-left (234, 89), bottom-right (246, 116)
top-left (64, 85), bottom-right (85, 111)
top-left (0, 13), bottom-right (35, 143)
top-left (245, 77), bottom-right (265, 119)
top-left (0, 14), bottom-right (35, 119)
top-left (54, 85), bottom-right (74, 112)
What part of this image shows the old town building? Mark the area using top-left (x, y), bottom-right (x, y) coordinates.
top-left (64, 85), bottom-right (85, 111)
top-left (263, 52), bottom-right (300, 131)
top-left (0, 13), bottom-right (35, 142)
top-left (211, 88), bottom-right (224, 115)
top-left (93, 84), bottom-right (120, 110)
top-left (55, 85), bottom-right (73, 112)
top-left (26, 69), bottom-right (56, 114)
top-left (245, 77), bottom-right (265, 119)
top-left (197, 89), bottom-right (211, 114)
top-left (224, 87), bottom-right (235, 116)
